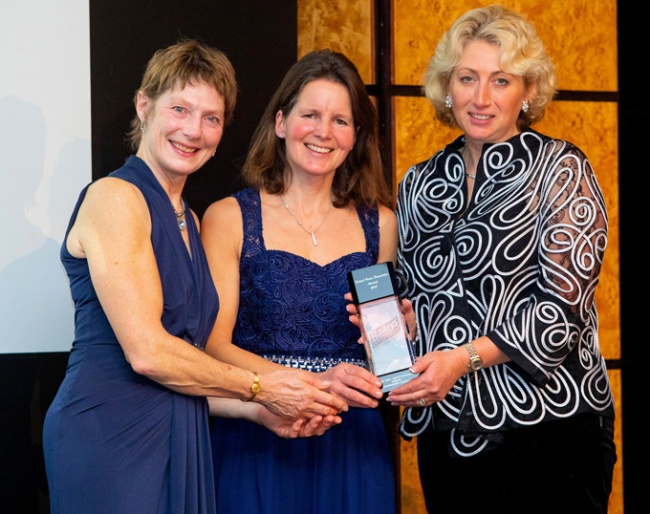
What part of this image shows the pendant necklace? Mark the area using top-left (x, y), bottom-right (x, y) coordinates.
top-left (172, 199), bottom-right (187, 230)
top-left (280, 194), bottom-right (332, 246)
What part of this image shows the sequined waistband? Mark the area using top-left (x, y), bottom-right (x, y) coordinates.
top-left (261, 354), bottom-right (368, 372)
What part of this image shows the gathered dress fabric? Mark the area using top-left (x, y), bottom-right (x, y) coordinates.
top-left (210, 187), bottom-right (396, 514)
top-left (43, 156), bottom-right (219, 514)
top-left (396, 129), bottom-right (616, 513)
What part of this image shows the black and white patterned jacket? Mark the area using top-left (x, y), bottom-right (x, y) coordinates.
top-left (396, 128), bottom-right (615, 457)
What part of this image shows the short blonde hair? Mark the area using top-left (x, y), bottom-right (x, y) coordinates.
top-left (424, 4), bottom-right (557, 129)
top-left (127, 39), bottom-right (237, 150)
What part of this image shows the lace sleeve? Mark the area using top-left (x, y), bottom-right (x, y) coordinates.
top-left (487, 139), bottom-right (609, 385)
top-left (537, 141), bottom-right (608, 322)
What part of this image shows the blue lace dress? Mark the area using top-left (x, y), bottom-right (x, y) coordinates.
top-left (43, 156), bottom-right (219, 514)
top-left (210, 187), bottom-right (396, 514)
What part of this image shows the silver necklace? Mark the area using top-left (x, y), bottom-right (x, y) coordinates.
top-left (280, 194), bottom-right (332, 246)
top-left (460, 146), bottom-right (476, 180)
top-left (172, 199), bottom-right (186, 230)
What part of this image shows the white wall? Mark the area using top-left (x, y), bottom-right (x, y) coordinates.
top-left (0, 1), bottom-right (91, 353)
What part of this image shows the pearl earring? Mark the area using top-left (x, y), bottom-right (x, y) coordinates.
top-left (522, 100), bottom-right (529, 113)
top-left (445, 95), bottom-right (452, 109)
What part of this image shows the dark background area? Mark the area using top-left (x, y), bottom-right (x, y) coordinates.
top-left (89, 0), bottom-right (298, 219)
top-left (617, 2), bottom-right (639, 510)
top-left (0, 2), bottom-right (639, 512)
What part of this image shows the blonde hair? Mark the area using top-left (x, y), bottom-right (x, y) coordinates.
top-left (127, 39), bottom-right (238, 150)
top-left (423, 4), bottom-right (557, 129)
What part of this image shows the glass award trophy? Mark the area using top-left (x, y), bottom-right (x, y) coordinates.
top-left (347, 261), bottom-right (417, 392)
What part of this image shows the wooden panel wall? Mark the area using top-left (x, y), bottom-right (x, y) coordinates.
top-left (297, 1), bottom-right (622, 513)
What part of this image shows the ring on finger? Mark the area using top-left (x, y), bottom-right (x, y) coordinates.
top-left (418, 398), bottom-right (426, 407)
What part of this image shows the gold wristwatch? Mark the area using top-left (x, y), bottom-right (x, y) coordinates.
top-left (242, 371), bottom-right (261, 402)
top-left (463, 343), bottom-right (483, 372)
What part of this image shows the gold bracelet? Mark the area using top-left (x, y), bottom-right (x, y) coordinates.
top-left (241, 371), bottom-right (261, 402)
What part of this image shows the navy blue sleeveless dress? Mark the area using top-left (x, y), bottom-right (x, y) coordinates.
top-left (210, 188), bottom-right (396, 514)
top-left (43, 156), bottom-right (219, 514)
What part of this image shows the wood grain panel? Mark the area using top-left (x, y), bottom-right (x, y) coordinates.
top-left (536, 101), bottom-right (620, 359)
top-left (297, 0), bottom-right (373, 82)
top-left (393, 0), bottom-right (617, 92)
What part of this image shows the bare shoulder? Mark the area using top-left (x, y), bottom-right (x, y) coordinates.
top-left (202, 196), bottom-right (241, 227)
top-left (85, 176), bottom-right (144, 207)
top-left (376, 203), bottom-right (398, 264)
top-left (79, 176), bottom-right (148, 230)
top-left (69, 176), bottom-right (148, 258)
top-left (377, 203), bottom-right (397, 227)
top-left (201, 196), bottom-right (243, 251)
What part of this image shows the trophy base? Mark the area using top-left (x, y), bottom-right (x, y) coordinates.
top-left (379, 367), bottom-right (417, 392)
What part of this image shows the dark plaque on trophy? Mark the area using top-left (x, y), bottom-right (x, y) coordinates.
top-left (348, 262), bottom-right (417, 392)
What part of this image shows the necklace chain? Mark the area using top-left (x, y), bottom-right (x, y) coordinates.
top-left (280, 194), bottom-right (332, 246)
top-left (460, 146), bottom-right (476, 180)
top-left (172, 199), bottom-right (186, 230)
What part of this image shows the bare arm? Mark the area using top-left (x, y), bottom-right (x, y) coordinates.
top-left (201, 196), bottom-right (350, 418)
top-left (208, 397), bottom-right (341, 439)
top-left (376, 203), bottom-right (398, 266)
top-left (68, 178), bottom-right (345, 419)
top-left (201, 197), bottom-right (281, 372)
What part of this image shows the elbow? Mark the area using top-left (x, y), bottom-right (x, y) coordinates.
top-left (125, 351), bottom-right (159, 379)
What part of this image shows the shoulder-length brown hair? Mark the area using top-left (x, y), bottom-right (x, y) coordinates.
top-left (242, 49), bottom-right (391, 209)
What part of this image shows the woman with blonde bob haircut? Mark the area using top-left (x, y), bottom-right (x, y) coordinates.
top-left (384, 5), bottom-right (616, 514)
top-left (424, 5), bottom-right (556, 129)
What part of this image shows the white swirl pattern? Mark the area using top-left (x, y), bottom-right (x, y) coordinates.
top-left (396, 129), bottom-right (614, 457)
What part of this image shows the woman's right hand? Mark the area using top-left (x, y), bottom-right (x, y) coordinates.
top-left (257, 368), bottom-right (349, 419)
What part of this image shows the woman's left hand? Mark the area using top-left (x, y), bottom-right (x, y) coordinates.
top-left (386, 348), bottom-right (467, 408)
top-left (256, 405), bottom-right (341, 438)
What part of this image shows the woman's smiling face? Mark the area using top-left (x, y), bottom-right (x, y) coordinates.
top-left (450, 40), bottom-right (529, 145)
top-left (137, 80), bottom-right (225, 180)
top-left (275, 78), bottom-right (356, 180)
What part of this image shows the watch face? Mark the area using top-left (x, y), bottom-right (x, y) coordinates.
top-left (251, 383), bottom-right (261, 393)
top-left (470, 360), bottom-right (483, 371)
